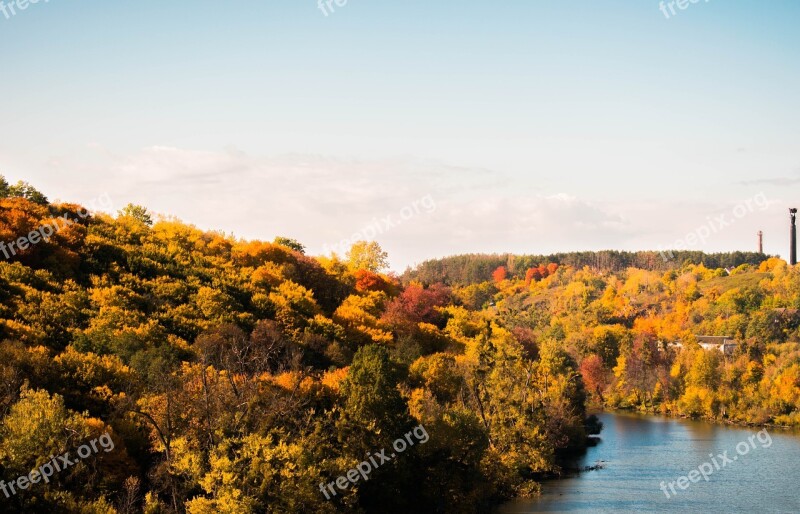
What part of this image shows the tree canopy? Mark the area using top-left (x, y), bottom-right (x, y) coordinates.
top-left (0, 179), bottom-right (796, 512)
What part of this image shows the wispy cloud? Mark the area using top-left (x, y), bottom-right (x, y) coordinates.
top-left (39, 145), bottom-right (785, 269)
top-left (40, 146), bottom-right (636, 268)
top-left (739, 169), bottom-right (800, 186)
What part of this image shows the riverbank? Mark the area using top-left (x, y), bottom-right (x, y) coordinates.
top-left (497, 411), bottom-right (800, 513)
top-left (595, 404), bottom-right (800, 431)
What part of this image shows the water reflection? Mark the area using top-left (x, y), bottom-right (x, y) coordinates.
top-left (498, 412), bottom-right (800, 513)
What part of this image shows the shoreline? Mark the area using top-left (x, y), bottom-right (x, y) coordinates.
top-left (592, 406), bottom-right (800, 432)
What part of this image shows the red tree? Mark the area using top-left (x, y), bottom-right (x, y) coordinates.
top-left (381, 283), bottom-right (452, 333)
top-left (580, 354), bottom-right (607, 401)
top-left (354, 269), bottom-right (395, 294)
top-left (525, 267), bottom-right (543, 285)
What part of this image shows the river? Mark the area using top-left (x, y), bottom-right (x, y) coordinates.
top-left (498, 412), bottom-right (800, 513)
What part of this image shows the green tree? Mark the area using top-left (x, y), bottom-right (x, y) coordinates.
top-left (687, 349), bottom-right (721, 389)
top-left (273, 236), bottom-right (305, 254)
top-left (341, 345), bottom-right (412, 437)
top-left (118, 203), bottom-right (153, 226)
top-left (468, 328), bottom-right (554, 498)
top-left (6, 179), bottom-right (48, 204)
top-left (346, 241), bottom-right (389, 272)
top-left (0, 387), bottom-right (126, 511)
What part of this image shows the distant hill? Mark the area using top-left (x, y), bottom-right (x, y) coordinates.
top-left (403, 250), bottom-right (771, 286)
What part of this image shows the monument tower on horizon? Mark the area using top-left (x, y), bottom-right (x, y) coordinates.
top-left (791, 209), bottom-right (797, 266)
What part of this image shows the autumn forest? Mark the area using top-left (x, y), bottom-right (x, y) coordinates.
top-left (0, 176), bottom-right (799, 513)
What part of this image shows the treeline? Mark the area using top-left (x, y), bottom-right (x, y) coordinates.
top-left (0, 177), bottom-right (596, 513)
top-left (483, 258), bottom-right (800, 427)
top-left (404, 251), bottom-right (770, 286)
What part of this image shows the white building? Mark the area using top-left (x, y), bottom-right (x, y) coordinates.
top-left (661, 336), bottom-right (738, 356)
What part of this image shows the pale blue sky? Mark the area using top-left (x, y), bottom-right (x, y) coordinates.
top-left (1, 1), bottom-right (799, 269)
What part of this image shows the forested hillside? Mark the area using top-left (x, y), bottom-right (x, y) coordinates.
top-left (1, 176), bottom-right (798, 513)
top-left (404, 251), bottom-right (770, 286)
top-left (479, 258), bottom-right (800, 427)
top-left (0, 177), bottom-right (596, 513)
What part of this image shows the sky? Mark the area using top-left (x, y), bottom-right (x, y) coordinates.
top-left (1, 0), bottom-right (799, 270)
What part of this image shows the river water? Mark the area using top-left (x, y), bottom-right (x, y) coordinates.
top-left (498, 412), bottom-right (800, 513)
